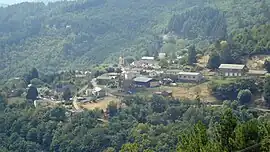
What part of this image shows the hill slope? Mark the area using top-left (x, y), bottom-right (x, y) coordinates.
top-left (0, 0), bottom-right (269, 79)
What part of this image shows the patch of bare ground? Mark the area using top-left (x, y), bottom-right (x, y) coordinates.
top-left (80, 96), bottom-right (120, 110)
top-left (246, 55), bottom-right (270, 70)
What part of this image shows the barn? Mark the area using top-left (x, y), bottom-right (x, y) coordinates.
top-left (133, 77), bottom-right (160, 88)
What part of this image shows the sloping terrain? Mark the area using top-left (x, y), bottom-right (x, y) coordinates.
top-left (0, 0), bottom-right (269, 79)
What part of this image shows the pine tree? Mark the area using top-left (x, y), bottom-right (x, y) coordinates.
top-left (187, 45), bottom-right (196, 65)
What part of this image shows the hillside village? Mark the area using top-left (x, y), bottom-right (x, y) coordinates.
top-left (3, 45), bottom-right (270, 120)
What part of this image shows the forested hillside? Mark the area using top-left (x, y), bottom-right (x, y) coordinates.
top-left (0, 0), bottom-right (269, 79)
top-left (1, 95), bottom-right (270, 152)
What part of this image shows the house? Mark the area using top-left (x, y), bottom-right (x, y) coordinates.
top-left (158, 53), bottom-right (166, 59)
top-left (162, 69), bottom-right (182, 80)
top-left (141, 56), bottom-right (155, 60)
top-left (92, 87), bottom-right (106, 98)
top-left (133, 77), bottom-right (160, 88)
top-left (96, 74), bottom-right (117, 85)
top-left (149, 70), bottom-right (163, 77)
top-left (219, 64), bottom-right (248, 77)
top-left (122, 70), bottom-right (141, 80)
top-left (178, 72), bottom-right (203, 82)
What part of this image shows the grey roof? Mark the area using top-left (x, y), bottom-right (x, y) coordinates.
top-left (96, 75), bottom-right (112, 80)
top-left (133, 77), bottom-right (153, 83)
top-left (248, 70), bottom-right (267, 75)
top-left (166, 69), bottom-right (182, 73)
top-left (178, 72), bottom-right (201, 76)
top-left (219, 64), bottom-right (246, 70)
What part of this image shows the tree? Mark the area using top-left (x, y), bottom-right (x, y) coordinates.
top-left (159, 59), bottom-right (169, 68)
top-left (30, 68), bottom-right (39, 79)
top-left (30, 78), bottom-right (44, 87)
top-left (62, 88), bottom-right (71, 101)
top-left (187, 45), bottom-right (196, 65)
top-left (120, 143), bottom-right (139, 152)
top-left (26, 85), bottom-right (38, 101)
top-left (107, 101), bottom-right (118, 117)
top-left (264, 58), bottom-right (270, 73)
top-left (216, 108), bottom-right (237, 152)
top-left (264, 74), bottom-right (270, 106)
top-left (237, 89), bottom-right (252, 104)
top-left (207, 52), bottom-right (221, 69)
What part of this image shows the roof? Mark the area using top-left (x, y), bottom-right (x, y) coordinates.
top-left (133, 77), bottom-right (153, 83)
top-left (166, 69), bottom-right (182, 73)
top-left (178, 72), bottom-right (201, 76)
top-left (93, 87), bottom-right (103, 92)
top-left (248, 70), bottom-right (267, 75)
top-left (219, 64), bottom-right (246, 70)
top-left (141, 56), bottom-right (155, 60)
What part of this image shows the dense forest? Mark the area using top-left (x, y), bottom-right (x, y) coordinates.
top-left (1, 94), bottom-right (270, 152)
top-left (0, 0), bottom-right (270, 79)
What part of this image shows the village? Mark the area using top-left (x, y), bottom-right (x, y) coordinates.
top-left (24, 50), bottom-right (267, 115)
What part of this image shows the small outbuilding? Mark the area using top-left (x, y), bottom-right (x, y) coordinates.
top-left (178, 72), bottom-right (203, 82)
top-left (133, 77), bottom-right (160, 88)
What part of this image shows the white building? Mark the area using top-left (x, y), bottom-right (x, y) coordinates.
top-left (141, 56), bottom-right (155, 60)
top-left (158, 53), bottom-right (166, 59)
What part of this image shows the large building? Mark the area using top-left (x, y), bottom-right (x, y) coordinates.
top-left (219, 64), bottom-right (248, 77)
top-left (178, 72), bottom-right (203, 82)
top-left (133, 77), bottom-right (160, 88)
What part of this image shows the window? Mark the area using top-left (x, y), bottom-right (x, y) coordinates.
top-left (193, 76), bottom-right (196, 79)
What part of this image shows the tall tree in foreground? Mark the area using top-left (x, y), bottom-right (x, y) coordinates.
top-left (62, 88), bottom-right (72, 101)
top-left (187, 45), bottom-right (197, 65)
top-left (26, 85), bottom-right (39, 101)
top-left (264, 58), bottom-right (270, 73)
top-left (237, 89), bottom-right (252, 104)
top-left (264, 74), bottom-right (270, 106)
top-left (207, 52), bottom-right (221, 69)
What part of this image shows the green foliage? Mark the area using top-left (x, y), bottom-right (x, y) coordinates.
top-left (264, 58), bottom-right (270, 73)
top-left (210, 78), bottom-right (259, 100)
top-left (159, 59), bottom-right (169, 68)
top-left (237, 89), bottom-right (252, 104)
top-left (168, 6), bottom-right (227, 39)
top-left (207, 52), bottom-right (221, 69)
top-left (263, 75), bottom-right (270, 106)
top-left (187, 45), bottom-right (196, 65)
top-left (62, 87), bottom-right (71, 101)
top-left (0, 0), bottom-right (269, 79)
top-left (26, 86), bottom-right (38, 101)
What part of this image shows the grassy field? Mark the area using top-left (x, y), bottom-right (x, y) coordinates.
top-left (138, 82), bottom-right (217, 102)
top-left (80, 96), bottom-right (120, 110)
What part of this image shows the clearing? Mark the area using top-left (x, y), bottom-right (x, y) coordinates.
top-left (142, 82), bottom-right (217, 102)
top-left (246, 55), bottom-right (270, 70)
top-left (80, 96), bottom-right (120, 110)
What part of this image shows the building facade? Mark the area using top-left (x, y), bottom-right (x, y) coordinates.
top-left (178, 72), bottom-right (203, 82)
top-left (219, 64), bottom-right (248, 77)
top-left (133, 77), bottom-right (160, 88)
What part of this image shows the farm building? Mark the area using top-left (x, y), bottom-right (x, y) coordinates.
top-left (92, 87), bottom-right (106, 98)
top-left (96, 74), bottom-right (117, 85)
top-left (247, 70), bottom-right (267, 77)
top-left (178, 72), bottom-right (203, 82)
top-left (162, 69), bottom-right (182, 80)
top-left (219, 64), bottom-right (248, 77)
top-left (133, 77), bottom-right (160, 88)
